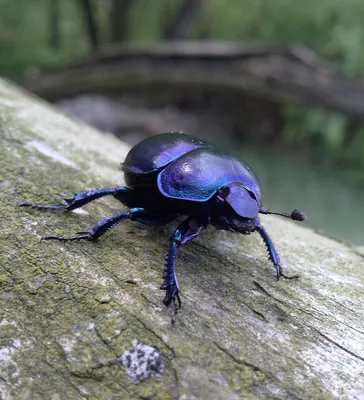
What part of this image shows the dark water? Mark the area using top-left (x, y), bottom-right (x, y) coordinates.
top-left (240, 148), bottom-right (364, 245)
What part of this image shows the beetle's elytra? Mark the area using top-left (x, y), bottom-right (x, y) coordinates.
top-left (20, 132), bottom-right (306, 322)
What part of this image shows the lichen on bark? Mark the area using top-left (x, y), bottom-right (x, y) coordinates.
top-left (0, 78), bottom-right (364, 399)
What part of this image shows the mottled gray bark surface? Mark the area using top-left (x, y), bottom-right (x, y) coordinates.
top-left (0, 78), bottom-right (364, 400)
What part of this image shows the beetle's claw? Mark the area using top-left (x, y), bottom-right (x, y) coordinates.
top-left (162, 288), bottom-right (181, 307)
top-left (171, 294), bottom-right (181, 324)
top-left (276, 265), bottom-right (300, 281)
top-left (281, 273), bottom-right (300, 280)
top-left (18, 201), bottom-right (66, 210)
top-left (162, 286), bottom-right (181, 323)
top-left (43, 234), bottom-right (91, 241)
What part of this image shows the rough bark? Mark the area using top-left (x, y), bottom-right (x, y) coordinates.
top-left (25, 41), bottom-right (364, 120)
top-left (0, 77), bottom-right (364, 399)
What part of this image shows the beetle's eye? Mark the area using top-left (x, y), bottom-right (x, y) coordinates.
top-left (217, 186), bottom-right (230, 198)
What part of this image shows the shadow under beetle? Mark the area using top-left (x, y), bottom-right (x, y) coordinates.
top-left (20, 132), bottom-right (306, 321)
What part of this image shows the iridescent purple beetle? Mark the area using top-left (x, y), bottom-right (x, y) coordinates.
top-left (21, 132), bottom-right (306, 320)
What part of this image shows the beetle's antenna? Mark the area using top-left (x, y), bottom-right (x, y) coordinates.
top-left (259, 209), bottom-right (307, 221)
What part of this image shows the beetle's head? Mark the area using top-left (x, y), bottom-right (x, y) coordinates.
top-left (217, 183), bottom-right (259, 219)
top-left (214, 183), bottom-right (307, 233)
top-left (213, 183), bottom-right (259, 232)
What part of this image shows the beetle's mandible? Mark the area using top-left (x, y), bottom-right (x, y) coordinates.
top-left (20, 132), bottom-right (306, 321)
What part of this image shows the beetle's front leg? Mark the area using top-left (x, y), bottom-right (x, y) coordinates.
top-left (255, 220), bottom-right (299, 280)
top-left (20, 186), bottom-right (135, 211)
top-left (160, 217), bottom-right (206, 322)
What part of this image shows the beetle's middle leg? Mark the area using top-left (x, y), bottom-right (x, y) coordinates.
top-left (20, 186), bottom-right (136, 211)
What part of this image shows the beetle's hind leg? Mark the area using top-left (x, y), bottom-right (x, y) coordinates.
top-left (43, 207), bottom-right (145, 241)
top-left (20, 186), bottom-right (135, 211)
top-left (43, 209), bottom-right (180, 242)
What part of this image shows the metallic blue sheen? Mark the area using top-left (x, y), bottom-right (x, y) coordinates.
top-left (157, 148), bottom-right (262, 206)
top-left (122, 132), bottom-right (210, 174)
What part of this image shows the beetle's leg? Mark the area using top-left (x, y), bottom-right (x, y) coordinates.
top-left (20, 186), bottom-right (135, 211)
top-left (161, 217), bottom-right (206, 322)
top-left (44, 207), bottom-right (145, 241)
top-left (255, 221), bottom-right (299, 280)
top-left (43, 209), bottom-right (179, 242)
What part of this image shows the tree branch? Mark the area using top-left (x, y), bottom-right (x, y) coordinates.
top-left (25, 41), bottom-right (364, 120)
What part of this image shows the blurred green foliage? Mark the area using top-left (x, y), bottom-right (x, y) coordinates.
top-left (2, 0), bottom-right (364, 78)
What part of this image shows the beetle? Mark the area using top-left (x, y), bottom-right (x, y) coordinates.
top-left (20, 132), bottom-right (306, 320)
